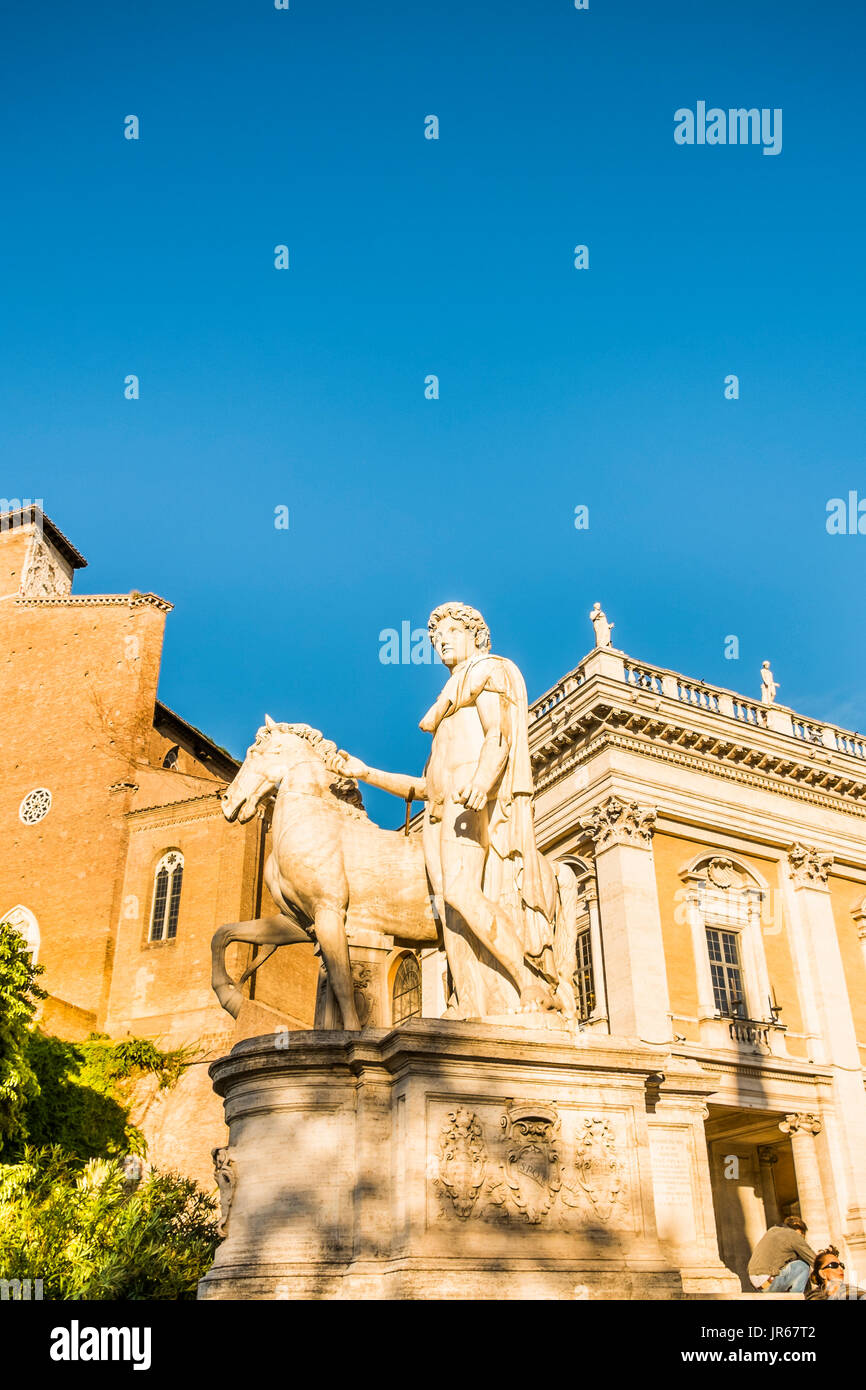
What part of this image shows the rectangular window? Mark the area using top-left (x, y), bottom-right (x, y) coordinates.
top-left (150, 868), bottom-right (169, 941)
top-left (166, 866), bottom-right (183, 940)
top-left (706, 927), bottom-right (745, 1017)
top-left (574, 927), bottom-right (596, 1022)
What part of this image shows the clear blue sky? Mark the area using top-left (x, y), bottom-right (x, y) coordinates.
top-left (3, 1), bottom-right (865, 824)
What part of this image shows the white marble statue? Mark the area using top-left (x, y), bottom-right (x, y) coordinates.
top-left (336, 603), bottom-right (578, 1021)
top-left (590, 602), bottom-right (613, 648)
top-left (212, 603), bottom-right (581, 1029)
top-left (760, 661), bottom-right (779, 705)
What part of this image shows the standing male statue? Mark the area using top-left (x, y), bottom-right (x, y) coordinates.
top-left (333, 602), bottom-right (566, 1019)
top-left (760, 661), bottom-right (779, 705)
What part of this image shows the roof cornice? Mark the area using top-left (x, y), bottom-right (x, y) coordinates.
top-left (14, 591), bottom-right (173, 612)
top-left (0, 506), bottom-right (87, 569)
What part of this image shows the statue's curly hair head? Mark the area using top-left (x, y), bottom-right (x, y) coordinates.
top-left (427, 602), bottom-right (490, 653)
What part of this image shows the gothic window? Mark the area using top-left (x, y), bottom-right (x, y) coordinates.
top-left (162, 746), bottom-right (179, 770)
top-left (150, 851), bottom-right (184, 942)
top-left (706, 927), bottom-right (746, 1018)
top-left (574, 927), bottom-right (596, 1021)
top-left (2, 905), bottom-right (40, 964)
top-left (391, 953), bottom-right (422, 1023)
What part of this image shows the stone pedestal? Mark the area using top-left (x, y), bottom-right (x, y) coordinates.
top-left (198, 1021), bottom-right (738, 1300)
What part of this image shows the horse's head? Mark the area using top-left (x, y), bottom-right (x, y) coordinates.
top-left (222, 715), bottom-right (305, 823)
top-left (222, 716), bottom-right (364, 823)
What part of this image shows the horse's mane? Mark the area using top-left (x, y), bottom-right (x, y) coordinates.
top-left (269, 722), bottom-right (367, 814)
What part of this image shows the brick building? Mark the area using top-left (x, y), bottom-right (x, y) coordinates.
top-left (0, 505), bottom-right (318, 1184)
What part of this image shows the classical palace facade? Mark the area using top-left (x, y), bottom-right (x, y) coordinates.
top-left (3, 505), bottom-right (866, 1290)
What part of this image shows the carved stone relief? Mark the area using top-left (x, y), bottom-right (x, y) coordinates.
top-left (488, 1102), bottom-right (562, 1224)
top-left (429, 1103), bottom-right (631, 1231)
top-left (212, 1146), bottom-right (238, 1238)
top-left (580, 797), bottom-right (656, 852)
top-left (351, 962), bottom-right (374, 1026)
top-left (706, 858), bottom-right (747, 891)
top-left (563, 1116), bottom-right (624, 1224)
top-left (20, 539), bottom-right (72, 598)
top-left (788, 843), bottom-right (833, 890)
top-left (435, 1108), bottom-right (487, 1218)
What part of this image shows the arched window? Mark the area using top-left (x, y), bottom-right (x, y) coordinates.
top-left (162, 745), bottom-right (179, 770)
top-left (2, 905), bottom-right (40, 964)
top-left (391, 952), bottom-right (422, 1023)
top-left (679, 855), bottom-right (772, 1030)
top-left (150, 851), bottom-right (184, 942)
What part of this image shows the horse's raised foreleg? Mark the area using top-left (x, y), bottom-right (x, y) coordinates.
top-left (314, 904), bottom-right (360, 1030)
top-left (211, 914), bottom-right (311, 1018)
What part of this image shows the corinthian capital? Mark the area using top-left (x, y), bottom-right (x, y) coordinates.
top-left (788, 843), bottom-right (834, 890)
top-left (580, 796), bottom-right (656, 852)
top-left (779, 1112), bottom-right (822, 1139)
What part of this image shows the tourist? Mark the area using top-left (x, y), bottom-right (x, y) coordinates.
top-left (806, 1248), bottom-right (866, 1300)
top-left (747, 1216), bottom-right (815, 1293)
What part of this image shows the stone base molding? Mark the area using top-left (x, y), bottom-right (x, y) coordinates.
top-left (198, 1021), bottom-right (739, 1301)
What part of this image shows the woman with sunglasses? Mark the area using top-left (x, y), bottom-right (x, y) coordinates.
top-left (806, 1247), bottom-right (866, 1300)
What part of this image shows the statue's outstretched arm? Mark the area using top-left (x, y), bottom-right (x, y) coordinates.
top-left (332, 751), bottom-right (426, 802)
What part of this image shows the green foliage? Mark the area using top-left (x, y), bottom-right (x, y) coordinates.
top-left (0, 1147), bottom-right (219, 1300)
top-left (22, 1031), bottom-right (192, 1162)
top-left (0, 921), bottom-right (215, 1298)
top-left (0, 921), bottom-right (47, 1155)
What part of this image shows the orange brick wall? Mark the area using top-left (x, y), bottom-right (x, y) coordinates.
top-left (0, 591), bottom-right (167, 1022)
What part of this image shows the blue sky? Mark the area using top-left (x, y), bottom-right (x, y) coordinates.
top-left (3, 1), bottom-right (865, 824)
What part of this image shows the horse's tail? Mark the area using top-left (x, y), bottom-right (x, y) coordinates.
top-left (552, 861), bottom-right (581, 1019)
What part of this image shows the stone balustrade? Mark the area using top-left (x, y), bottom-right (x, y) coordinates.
top-left (531, 649), bottom-right (866, 764)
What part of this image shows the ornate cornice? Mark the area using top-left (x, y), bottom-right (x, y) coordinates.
top-left (788, 843), bottom-right (834, 890)
top-left (15, 591), bottom-right (172, 612)
top-left (531, 708), bottom-right (866, 821)
top-left (684, 1050), bottom-right (833, 1089)
top-left (126, 791), bottom-right (225, 830)
top-left (580, 795), bottom-right (656, 851)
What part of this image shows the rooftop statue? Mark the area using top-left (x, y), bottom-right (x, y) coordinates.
top-left (211, 603), bottom-right (581, 1029)
top-left (761, 661), bottom-right (779, 705)
top-left (590, 602), bottom-right (614, 648)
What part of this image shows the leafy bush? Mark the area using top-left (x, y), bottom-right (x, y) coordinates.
top-left (0, 920), bottom-right (217, 1299)
top-left (22, 1031), bottom-right (191, 1162)
top-left (0, 1147), bottom-right (219, 1300)
top-left (0, 921), bottom-right (46, 1155)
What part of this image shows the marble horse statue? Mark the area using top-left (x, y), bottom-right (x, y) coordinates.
top-left (211, 710), bottom-right (582, 1030)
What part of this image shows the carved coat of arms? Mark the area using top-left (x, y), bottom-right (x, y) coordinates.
top-left (566, 1116), bottom-right (623, 1223)
top-left (436, 1108), bottom-right (488, 1218)
top-left (489, 1101), bottom-right (562, 1224)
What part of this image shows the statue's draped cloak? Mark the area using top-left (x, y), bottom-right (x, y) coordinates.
top-left (424, 654), bottom-right (558, 966)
